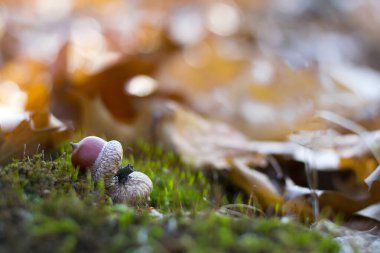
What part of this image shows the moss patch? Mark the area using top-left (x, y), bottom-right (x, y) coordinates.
top-left (0, 143), bottom-right (339, 253)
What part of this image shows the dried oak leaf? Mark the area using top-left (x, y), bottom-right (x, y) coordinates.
top-left (279, 128), bottom-right (380, 219)
top-left (51, 39), bottom-right (182, 127)
top-left (0, 112), bottom-right (71, 164)
top-left (51, 46), bottom-right (183, 141)
top-left (158, 103), bottom-right (266, 169)
top-left (289, 129), bottom-right (380, 181)
top-left (158, 52), bottom-right (319, 140)
top-left (228, 158), bottom-right (283, 209)
top-left (281, 169), bottom-right (380, 218)
top-left (355, 203), bottom-right (380, 224)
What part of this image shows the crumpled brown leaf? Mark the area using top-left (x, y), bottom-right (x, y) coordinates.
top-left (50, 38), bottom-right (183, 128)
top-left (355, 203), bottom-right (380, 224)
top-left (157, 103), bottom-right (267, 169)
top-left (289, 128), bottom-right (380, 181)
top-left (228, 158), bottom-right (282, 209)
top-left (0, 59), bottom-right (71, 164)
top-left (0, 112), bottom-right (70, 164)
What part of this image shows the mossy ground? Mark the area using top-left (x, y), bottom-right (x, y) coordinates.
top-left (0, 142), bottom-right (339, 253)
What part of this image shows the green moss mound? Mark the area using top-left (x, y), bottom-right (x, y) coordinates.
top-left (0, 143), bottom-right (339, 253)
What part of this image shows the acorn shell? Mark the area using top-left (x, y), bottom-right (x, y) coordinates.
top-left (71, 136), bottom-right (107, 172)
top-left (108, 171), bottom-right (153, 205)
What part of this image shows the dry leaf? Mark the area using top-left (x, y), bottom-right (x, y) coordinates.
top-left (356, 203), bottom-right (380, 224)
top-left (0, 114), bottom-right (70, 164)
top-left (159, 54), bottom-right (319, 140)
top-left (158, 103), bottom-right (266, 169)
top-left (228, 158), bottom-right (283, 209)
top-left (289, 129), bottom-right (380, 181)
top-left (365, 165), bottom-right (380, 189)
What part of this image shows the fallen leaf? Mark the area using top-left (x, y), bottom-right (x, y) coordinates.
top-left (365, 165), bottom-right (380, 189)
top-left (228, 158), bottom-right (283, 209)
top-left (289, 128), bottom-right (380, 181)
top-left (355, 203), bottom-right (380, 224)
top-left (158, 103), bottom-right (266, 169)
top-left (0, 114), bottom-right (70, 164)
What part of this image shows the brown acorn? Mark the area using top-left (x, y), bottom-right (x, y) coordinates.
top-left (71, 136), bottom-right (123, 184)
top-left (108, 164), bottom-right (153, 205)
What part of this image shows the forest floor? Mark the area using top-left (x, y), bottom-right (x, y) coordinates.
top-left (0, 142), bottom-right (339, 253)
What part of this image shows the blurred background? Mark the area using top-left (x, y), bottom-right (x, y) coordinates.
top-left (1, 0), bottom-right (380, 162)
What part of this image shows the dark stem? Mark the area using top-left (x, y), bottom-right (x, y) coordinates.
top-left (116, 164), bottom-right (135, 184)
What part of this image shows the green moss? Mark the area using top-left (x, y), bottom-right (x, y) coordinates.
top-left (0, 142), bottom-right (339, 253)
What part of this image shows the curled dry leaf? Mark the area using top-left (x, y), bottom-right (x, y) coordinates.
top-left (0, 113), bottom-right (70, 164)
top-left (50, 41), bottom-right (184, 142)
top-left (355, 202), bottom-right (380, 225)
top-left (365, 164), bottom-right (380, 187)
top-left (0, 61), bottom-right (71, 164)
top-left (158, 103), bottom-right (267, 169)
top-left (281, 174), bottom-right (380, 218)
top-left (284, 115), bottom-right (380, 217)
top-left (228, 158), bottom-right (282, 209)
top-left (289, 129), bottom-right (380, 181)
top-left (159, 53), bottom-right (320, 140)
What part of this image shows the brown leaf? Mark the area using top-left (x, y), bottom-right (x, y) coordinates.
top-left (228, 158), bottom-right (283, 209)
top-left (355, 203), bottom-right (380, 224)
top-left (318, 190), bottom-right (375, 216)
top-left (51, 39), bottom-right (183, 126)
top-left (0, 114), bottom-right (71, 164)
top-left (289, 129), bottom-right (380, 181)
top-left (282, 195), bottom-right (314, 221)
top-left (158, 103), bottom-right (266, 169)
top-left (365, 165), bottom-right (380, 189)
top-left (159, 54), bottom-right (319, 140)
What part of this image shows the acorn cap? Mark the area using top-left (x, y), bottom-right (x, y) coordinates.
top-left (108, 164), bottom-right (153, 205)
top-left (92, 140), bottom-right (123, 184)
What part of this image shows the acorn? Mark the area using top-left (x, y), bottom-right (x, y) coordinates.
top-left (108, 164), bottom-right (153, 205)
top-left (71, 136), bottom-right (123, 184)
